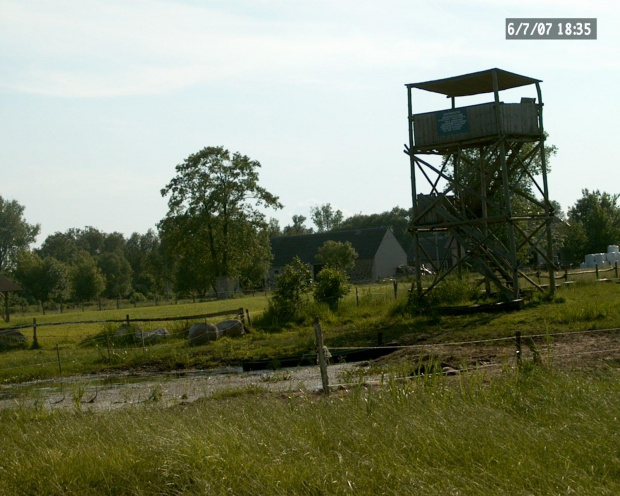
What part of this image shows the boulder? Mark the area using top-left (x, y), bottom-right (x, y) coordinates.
top-left (142, 328), bottom-right (170, 343)
top-left (188, 323), bottom-right (221, 346)
top-left (215, 319), bottom-right (246, 338)
top-left (115, 324), bottom-right (142, 337)
top-left (114, 324), bottom-right (145, 343)
top-left (0, 328), bottom-right (26, 347)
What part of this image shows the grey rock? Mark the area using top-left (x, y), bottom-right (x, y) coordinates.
top-left (215, 319), bottom-right (246, 338)
top-left (188, 323), bottom-right (221, 346)
top-left (0, 328), bottom-right (26, 347)
top-left (142, 328), bottom-right (170, 343)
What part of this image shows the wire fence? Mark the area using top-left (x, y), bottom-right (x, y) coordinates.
top-left (1, 309), bottom-right (618, 386)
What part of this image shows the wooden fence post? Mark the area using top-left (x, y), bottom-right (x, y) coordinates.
top-left (515, 331), bottom-right (522, 365)
top-left (393, 280), bottom-right (398, 299)
top-left (564, 266), bottom-right (569, 282)
top-left (356, 287), bottom-right (359, 307)
top-left (32, 318), bottom-right (39, 349)
top-left (313, 317), bottom-right (329, 395)
top-left (245, 309), bottom-right (252, 329)
top-left (56, 344), bottom-right (62, 375)
top-left (595, 264), bottom-right (599, 279)
top-left (616, 262), bottom-right (619, 279)
top-left (105, 332), bottom-right (112, 362)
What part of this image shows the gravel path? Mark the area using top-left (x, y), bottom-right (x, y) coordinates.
top-left (0, 362), bottom-right (364, 412)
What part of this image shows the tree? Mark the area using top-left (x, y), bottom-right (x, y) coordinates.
top-left (104, 232), bottom-right (126, 253)
top-left (124, 230), bottom-right (166, 296)
top-left (14, 252), bottom-right (70, 311)
top-left (98, 252), bottom-right (133, 298)
top-left (0, 196), bottom-right (40, 274)
top-left (311, 204), bottom-right (343, 233)
top-left (562, 190), bottom-right (620, 263)
top-left (315, 240), bottom-right (358, 273)
top-left (313, 267), bottom-right (351, 311)
top-left (38, 231), bottom-right (81, 264)
top-left (71, 253), bottom-right (106, 302)
top-left (283, 215), bottom-right (313, 236)
top-left (267, 218), bottom-right (282, 237)
top-left (76, 227), bottom-right (106, 256)
top-left (159, 146), bottom-right (282, 292)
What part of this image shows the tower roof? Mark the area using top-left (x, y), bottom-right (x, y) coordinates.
top-left (407, 68), bottom-right (541, 98)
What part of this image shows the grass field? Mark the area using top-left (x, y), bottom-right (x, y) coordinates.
top-left (1, 280), bottom-right (619, 384)
top-left (1, 280), bottom-right (619, 494)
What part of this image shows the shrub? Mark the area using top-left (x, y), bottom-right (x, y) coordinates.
top-left (313, 267), bottom-right (351, 311)
top-left (406, 274), bottom-right (480, 314)
top-left (269, 257), bottom-right (313, 322)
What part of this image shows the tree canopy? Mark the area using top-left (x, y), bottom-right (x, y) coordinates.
top-left (562, 190), bottom-right (620, 263)
top-left (283, 215), bottom-right (313, 236)
top-left (159, 146), bottom-right (282, 294)
top-left (0, 196), bottom-right (40, 274)
top-left (311, 203), bottom-right (343, 233)
top-left (315, 240), bottom-right (358, 273)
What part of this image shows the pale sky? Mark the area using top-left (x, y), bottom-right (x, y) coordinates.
top-left (1, 0), bottom-right (618, 245)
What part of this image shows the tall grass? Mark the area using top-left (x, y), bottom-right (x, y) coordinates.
top-left (0, 366), bottom-right (618, 495)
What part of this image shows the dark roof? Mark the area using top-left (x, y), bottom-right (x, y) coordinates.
top-left (407, 68), bottom-right (541, 98)
top-left (270, 227), bottom-right (390, 267)
top-left (0, 276), bottom-right (22, 292)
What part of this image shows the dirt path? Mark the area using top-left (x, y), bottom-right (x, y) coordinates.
top-left (0, 362), bottom-right (366, 412)
top-left (1, 330), bottom-right (618, 412)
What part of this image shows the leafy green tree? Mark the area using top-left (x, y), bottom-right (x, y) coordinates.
top-left (311, 204), bottom-right (343, 233)
top-left (270, 256), bottom-right (312, 321)
top-left (0, 196), bottom-right (40, 274)
top-left (315, 240), bottom-right (358, 273)
top-left (159, 146), bottom-right (282, 292)
top-left (98, 252), bottom-right (133, 298)
top-left (124, 230), bottom-right (166, 296)
top-left (283, 215), bottom-right (313, 236)
top-left (267, 218), bottom-right (282, 237)
top-left (71, 254), bottom-right (106, 302)
top-left (103, 232), bottom-right (126, 253)
top-left (39, 231), bottom-right (84, 264)
top-left (14, 252), bottom-right (70, 311)
top-left (313, 267), bottom-right (351, 311)
top-left (14, 251), bottom-right (46, 303)
top-left (562, 190), bottom-right (620, 263)
top-left (75, 227), bottom-right (106, 256)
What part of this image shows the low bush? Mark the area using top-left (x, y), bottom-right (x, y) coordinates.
top-left (313, 267), bottom-right (350, 311)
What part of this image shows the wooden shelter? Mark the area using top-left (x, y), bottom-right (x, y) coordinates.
top-left (0, 276), bottom-right (22, 323)
top-left (405, 68), bottom-right (557, 301)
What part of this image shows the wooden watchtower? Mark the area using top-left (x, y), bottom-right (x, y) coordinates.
top-left (405, 68), bottom-right (557, 301)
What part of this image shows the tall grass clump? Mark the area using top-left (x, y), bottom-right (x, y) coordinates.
top-left (406, 273), bottom-right (481, 315)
